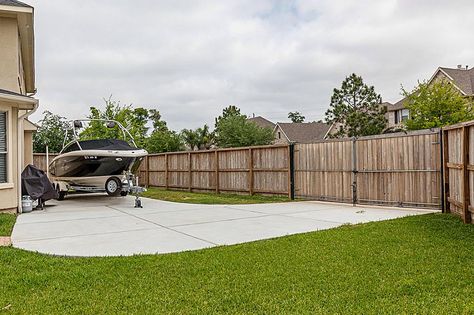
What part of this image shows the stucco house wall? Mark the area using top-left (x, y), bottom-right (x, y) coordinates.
top-left (0, 2), bottom-right (38, 213)
top-left (23, 119), bottom-right (36, 167)
top-left (0, 17), bottom-right (22, 93)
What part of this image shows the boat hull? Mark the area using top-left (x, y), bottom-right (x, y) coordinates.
top-left (49, 149), bottom-right (147, 190)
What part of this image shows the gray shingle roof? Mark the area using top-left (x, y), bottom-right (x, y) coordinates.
top-left (277, 122), bottom-right (331, 143)
top-left (439, 67), bottom-right (474, 95)
top-left (0, 0), bottom-right (32, 7)
top-left (247, 116), bottom-right (275, 129)
top-left (387, 98), bottom-right (407, 111)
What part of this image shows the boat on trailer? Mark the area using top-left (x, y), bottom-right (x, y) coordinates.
top-left (49, 119), bottom-right (148, 200)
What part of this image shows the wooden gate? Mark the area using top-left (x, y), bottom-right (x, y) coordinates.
top-left (294, 130), bottom-right (442, 209)
top-left (442, 121), bottom-right (474, 223)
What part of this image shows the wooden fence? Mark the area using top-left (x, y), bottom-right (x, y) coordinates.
top-left (137, 145), bottom-right (291, 196)
top-left (32, 153), bottom-right (58, 172)
top-left (294, 129), bottom-right (442, 208)
top-left (442, 121), bottom-right (474, 223)
top-left (31, 128), bottom-right (444, 210)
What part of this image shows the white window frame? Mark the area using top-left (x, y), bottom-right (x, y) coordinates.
top-left (0, 106), bottom-right (13, 189)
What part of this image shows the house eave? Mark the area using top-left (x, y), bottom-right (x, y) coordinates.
top-left (0, 92), bottom-right (37, 109)
top-left (0, 4), bottom-right (33, 14)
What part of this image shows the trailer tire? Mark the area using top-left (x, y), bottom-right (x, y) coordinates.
top-left (56, 185), bottom-right (66, 201)
top-left (105, 177), bottom-right (122, 196)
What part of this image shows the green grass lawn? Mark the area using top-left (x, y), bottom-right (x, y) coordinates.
top-left (142, 187), bottom-right (291, 204)
top-left (1, 213), bottom-right (474, 313)
top-left (0, 213), bottom-right (16, 236)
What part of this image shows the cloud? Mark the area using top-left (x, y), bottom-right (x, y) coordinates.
top-left (28, 0), bottom-right (474, 130)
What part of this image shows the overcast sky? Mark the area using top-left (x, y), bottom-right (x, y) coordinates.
top-left (27, 0), bottom-right (474, 130)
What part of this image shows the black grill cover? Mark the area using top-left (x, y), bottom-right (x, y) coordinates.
top-left (21, 164), bottom-right (58, 201)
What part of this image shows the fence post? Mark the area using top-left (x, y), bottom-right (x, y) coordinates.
top-left (351, 137), bottom-right (358, 206)
top-left (289, 143), bottom-right (295, 200)
top-left (462, 126), bottom-right (471, 223)
top-left (188, 152), bottom-right (192, 192)
top-left (439, 129), bottom-right (445, 212)
top-left (215, 150), bottom-right (220, 194)
top-left (145, 155), bottom-right (150, 188)
top-left (165, 153), bottom-right (169, 190)
top-left (248, 148), bottom-right (254, 195)
top-left (442, 130), bottom-right (450, 213)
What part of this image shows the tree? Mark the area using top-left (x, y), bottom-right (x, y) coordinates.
top-left (181, 129), bottom-right (198, 151)
top-left (402, 80), bottom-right (474, 130)
top-left (143, 108), bottom-right (184, 153)
top-left (214, 115), bottom-right (274, 148)
top-left (149, 109), bottom-right (168, 131)
top-left (80, 97), bottom-right (150, 148)
top-left (288, 111), bottom-right (305, 123)
top-left (325, 73), bottom-right (387, 138)
top-left (181, 125), bottom-right (214, 151)
top-left (33, 111), bottom-right (72, 153)
top-left (145, 130), bottom-right (183, 153)
top-left (214, 105), bottom-right (241, 134)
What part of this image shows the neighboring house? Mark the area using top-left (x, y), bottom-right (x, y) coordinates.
top-left (247, 115), bottom-right (275, 129)
top-left (273, 122), bottom-right (331, 144)
top-left (386, 65), bottom-right (474, 127)
top-left (0, 0), bottom-right (39, 213)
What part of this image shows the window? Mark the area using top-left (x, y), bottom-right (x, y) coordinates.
top-left (278, 132), bottom-right (281, 139)
top-left (401, 109), bottom-right (409, 122)
top-left (394, 109), bottom-right (409, 124)
top-left (0, 112), bottom-right (6, 183)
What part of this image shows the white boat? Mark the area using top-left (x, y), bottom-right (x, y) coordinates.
top-left (49, 119), bottom-right (148, 199)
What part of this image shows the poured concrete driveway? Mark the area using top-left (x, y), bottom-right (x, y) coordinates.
top-left (12, 194), bottom-right (434, 257)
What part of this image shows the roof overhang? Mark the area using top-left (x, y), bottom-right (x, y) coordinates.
top-left (0, 5), bottom-right (35, 93)
top-left (0, 90), bottom-right (37, 109)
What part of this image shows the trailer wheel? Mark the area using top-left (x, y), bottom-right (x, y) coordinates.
top-left (105, 177), bottom-right (122, 196)
top-left (56, 185), bottom-right (66, 201)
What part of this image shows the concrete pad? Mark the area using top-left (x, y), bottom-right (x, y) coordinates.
top-left (284, 207), bottom-right (428, 224)
top-left (117, 198), bottom-right (224, 215)
top-left (13, 215), bottom-right (157, 242)
top-left (14, 228), bottom-right (212, 256)
top-left (173, 215), bottom-right (341, 245)
top-left (134, 207), bottom-right (265, 227)
top-left (11, 193), bottom-right (437, 257)
top-left (15, 207), bottom-right (125, 224)
top-left (226, 201), bottom-right (343, 215)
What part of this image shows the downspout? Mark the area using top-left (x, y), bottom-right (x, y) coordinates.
top-left (17, 99), bottom-right (39, 213)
